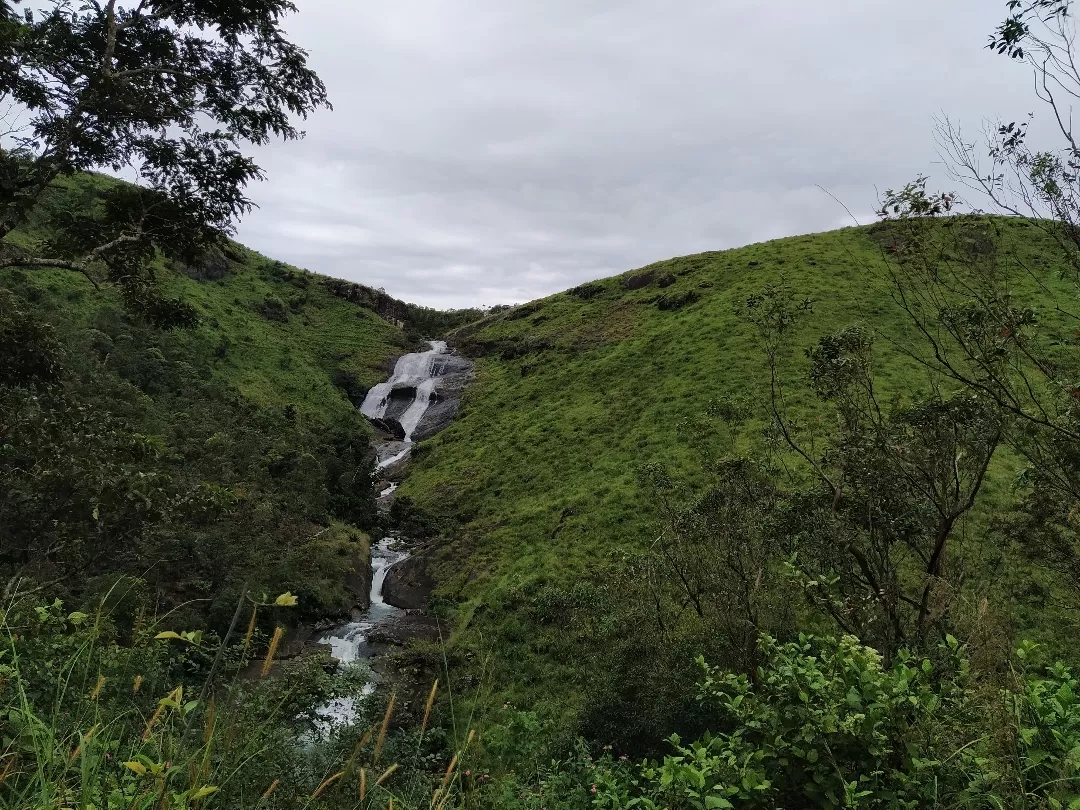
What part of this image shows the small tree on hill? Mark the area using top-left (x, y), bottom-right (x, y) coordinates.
top-left (0, 0), bottom-right (329, 324)
top-left (876, 0), bottom-right (1080, 610)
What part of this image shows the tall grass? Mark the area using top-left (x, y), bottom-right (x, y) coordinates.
top-left (0, 583), bottom-right (485, 810)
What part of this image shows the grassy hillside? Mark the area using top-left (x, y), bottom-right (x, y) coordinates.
top-left (400, 216), bottom-right (1078, 732)
top-left (5, 173), bottom-right (407, 418)
top-left (0, 173), bottom-right (415, 626)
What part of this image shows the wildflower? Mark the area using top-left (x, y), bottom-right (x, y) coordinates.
top-left (591, 785), bottom-right (598, 794)
top-left (619, 755), bottom-right (628, 761)
top-left (465, 770), bottom-right (471, 777)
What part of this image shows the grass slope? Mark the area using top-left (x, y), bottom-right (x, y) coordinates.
top-left (401, 217), bottom-right (1076, 716)
top-left (1, 173), bottom-right (411, 624)
top-left (5, 174), bottom-right (407, 424)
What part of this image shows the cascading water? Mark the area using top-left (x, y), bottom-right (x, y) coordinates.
top-left (315, 339), bottom-right (469, 727)
top-left (317, 533), bottom-right (410, 724)
top-left (361, 341), bottom-right (448, 469)
top-left (321, 535), bottom-right (410, 664)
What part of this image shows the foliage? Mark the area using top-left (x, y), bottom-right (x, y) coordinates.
top-left (620, 634), bottom-right (975, 809)
top-left (0, 175), bottom-right (408, 623)
top-left (0, 591), bottom-right (394, 810)
top-left (0, 0), bottom-right (328, 317)
top-left (582, 636), bottom-right (1080, 810)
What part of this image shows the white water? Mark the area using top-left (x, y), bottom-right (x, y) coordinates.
top-left (317, 536), bottom-right (411, 725)
top-left (316, 342), bottom-right (447, 724)
top-left (361, 341), bottom-right (448, 446)
top-left (321, 536), bottom-right (410, 664)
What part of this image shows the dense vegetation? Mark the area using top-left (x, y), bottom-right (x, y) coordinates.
top-left (7, 0), bottom-right (1080, 808)
top-left (1, 172), bottom-right (415, 620)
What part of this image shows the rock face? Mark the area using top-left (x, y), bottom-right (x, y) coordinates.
top-left (369, 417), bottom-right (406, 441)
top-left (382, 550), bottom-right (435, 610)
top-left (343, 546), bottom-right (374, 613)
top-left (413, 353), bottom-right (473, 441)
top-left (321, 277), bottom-right (410, 325)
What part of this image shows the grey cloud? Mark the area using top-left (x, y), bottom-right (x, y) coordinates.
top-left (234, 0), bottom-right (1040, 308)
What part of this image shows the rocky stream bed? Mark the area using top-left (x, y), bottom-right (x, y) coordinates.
top-left (308, 340), bottom-right (473, 720)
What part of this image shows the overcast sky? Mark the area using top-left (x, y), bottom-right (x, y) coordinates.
top-left (233, 1), bottom-right (1041, 309)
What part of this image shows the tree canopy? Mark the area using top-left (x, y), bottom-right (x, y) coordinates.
top-left (0, 0), bottom-right (329, 322)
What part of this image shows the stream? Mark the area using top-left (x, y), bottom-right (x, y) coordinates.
top-left (317, 340), bottom-right (471, 722)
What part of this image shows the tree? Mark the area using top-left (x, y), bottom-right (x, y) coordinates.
top-left (0, 0), bottom-right (329, 322)
top-left (744, 284), bottom-right (1001, 655)
top-left (873, 0), bottom-right (1080, 609)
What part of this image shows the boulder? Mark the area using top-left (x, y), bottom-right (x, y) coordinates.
top-left (369, 416), bottom-right (406, 441)
top-left (382, 551), bottom-right (435, 610)
top-left (342, 546), bottom-right (373, 612)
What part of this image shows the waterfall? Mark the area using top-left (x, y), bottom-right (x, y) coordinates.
top-left (315, 339), bottom-right (467, 727)
top-left (360, 340), bottom-right (448, 443)
top-left (321, 536), bottom-right (410, 665)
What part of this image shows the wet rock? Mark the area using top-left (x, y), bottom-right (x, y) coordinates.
top-left (382, 551), bottom-right (435, 610)
top-left (367, 614), bottom-right (446, 647)
top-left (369, 417), bottom-right (406, 441)
top-left (343, 546), bottom-right (373, 612)
top-left (413, 354), bottom-right (473, 441)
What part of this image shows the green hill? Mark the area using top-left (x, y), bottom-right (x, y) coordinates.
top-left (1, 173), bottom-right (420, 625)
top-left (398, 215), bottom-right (1079, 740)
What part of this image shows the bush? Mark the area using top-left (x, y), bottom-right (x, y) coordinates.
top-left (592, 634), bottom-right (1080, 809)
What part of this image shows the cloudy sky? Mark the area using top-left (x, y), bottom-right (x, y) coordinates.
top-left (234, 1), bottom-right (1041, 309)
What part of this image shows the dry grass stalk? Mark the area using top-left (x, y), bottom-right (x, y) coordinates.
top-left (342, 725), bottom-right (375, 781)
top-left (438, 753), bottom-right (459, 793)
top-left (132, 674), bottom-right (143, 694)
top-left (260, 626), bottom-right (283, 678)
top-left (90, 674), bottom-right (105, 700)
top-left (0, 756), bottom-right (14, 786)
top-left (260, 779), bottom-right (280, 800)
top-left (375, 763), bottom-right (399, 787)
top-left (420, 679), bottom-right (438, 736)
top-left (432, 728), bottom-right (475, 807)
top-left (312, 770), bottom-right (345, 798)
top-left (373, 691), bottom-right (396, 763)
top-left (359, 767), bottom-right (366, 801)
top-left (141, 702), bottom-right (166, 741)
top-left (68, 725), bottom-right (100, 763)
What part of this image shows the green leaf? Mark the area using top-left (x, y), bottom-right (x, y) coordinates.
top-left (705, 796), bottom-right (734, 809)
top-left (274, 591), bottom-right (298, 607)
top-left (154, 631), bottom-right (183, 641)
top-left (190, 786), bottom-right (219, 801)
top-left (123, 761), bottom-right (147, 776)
